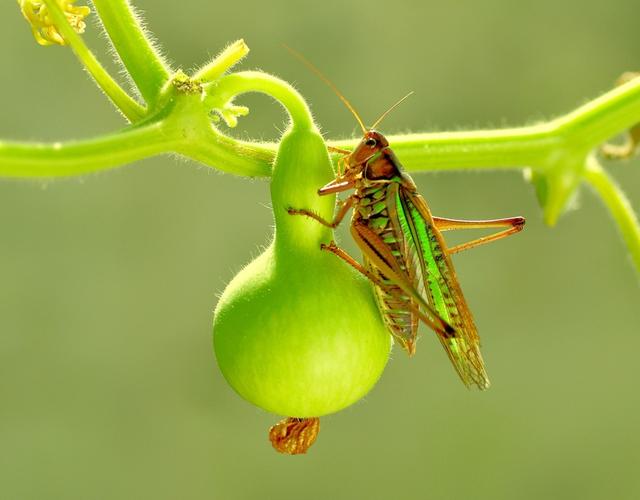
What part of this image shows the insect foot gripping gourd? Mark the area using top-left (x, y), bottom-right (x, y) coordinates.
top-left (212, 126), bottom-right (391, 454)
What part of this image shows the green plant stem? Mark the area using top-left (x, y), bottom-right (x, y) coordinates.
top-left (218, 74), bottom-right (640, 176)
top-left (584, 158), bottom-right (640, 271)
top-left (182, 133), bottom-right (274, 178)
top-left (3, 66), bottom-right (640, 182)
top-left (92, 0), bottom-right (171, 107)
top-left (0, 122), bottom-right (175, 177)
top-left (186, 71), bottom-right (315, 176)
top-left (207, 71), bottom-right (315, 131)
top-left (193, 39), bottom-right (250, 83)
top-left (555, 76), bottom-right (640, 150)
top-left (42, 0), bottom-right (144, 121)
top-left (330, 126), bottom-right (560, 172)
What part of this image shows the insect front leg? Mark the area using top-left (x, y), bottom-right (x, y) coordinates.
top-left (326, 147), bottom-right (352, 176)
top-left (287, 195), bottom-right (355, 228)
top-left (326, 146), bottom-right (352, 155)
top-left (433, 216), bottom-right (525, 255)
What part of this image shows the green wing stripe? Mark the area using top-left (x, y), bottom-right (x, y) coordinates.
top-left (395, 191), bottom-right (454, 324)
top-left (395, 188), bottom-right (489, 389)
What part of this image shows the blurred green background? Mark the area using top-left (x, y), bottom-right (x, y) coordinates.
top-left (1, 1), bottom-right (639, 499)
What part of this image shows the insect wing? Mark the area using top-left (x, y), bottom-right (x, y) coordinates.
top-left (394, 187), bottom-right (490, 389)
top-left (350, 220), bottom-right (456, 350)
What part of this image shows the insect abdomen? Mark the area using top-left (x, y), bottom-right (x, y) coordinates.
top-left (357, 183), bottom-right (418, 353)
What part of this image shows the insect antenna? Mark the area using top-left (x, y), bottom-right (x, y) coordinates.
top-left (370, 91), bottom-right (415, 130)
top-left (283, 45), bottom-right (367, 134)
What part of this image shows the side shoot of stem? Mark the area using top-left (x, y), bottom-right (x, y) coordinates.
top-left (206, 71), bottom-right (316, 132)
top-left (41, 0), bottom-right (145, 121)
top-left (92, 0), bottom-right (171, 107)
top-left (193, 39), bottom-right (250, 83)
top-left (584, 158), bottom-right (640, 271)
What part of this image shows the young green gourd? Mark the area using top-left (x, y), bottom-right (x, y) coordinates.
top-left (212, 125), bottom-right (391, 453)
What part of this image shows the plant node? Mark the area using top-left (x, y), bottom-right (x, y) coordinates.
top-left (172, 71), bottom-right (204, 96)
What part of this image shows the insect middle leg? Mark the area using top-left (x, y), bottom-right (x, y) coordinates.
top-left (287, 195), bottom-right (355, 228)
top-left (432, 216), bottom-right (525, 255)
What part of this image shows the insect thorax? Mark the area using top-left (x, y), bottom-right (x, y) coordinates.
top-left (363, 148), bottom-right (402, 180)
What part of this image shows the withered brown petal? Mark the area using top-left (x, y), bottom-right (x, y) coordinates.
top-left (268, 417), bottom-right (320, 455)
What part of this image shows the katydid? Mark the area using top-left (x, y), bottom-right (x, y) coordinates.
top-left (287, 60), bottom-right (524, 389)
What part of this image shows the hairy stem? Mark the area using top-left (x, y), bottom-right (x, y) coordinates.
top-left (556, 76), bottom-right (640, 150)
top-left (182, 132), bottom-right (274, 178)
top-left (584, 158), bottom-right (640, 272)
top-left (193, 39), bottom-right (250, 84)
top-left (0, 121), bottom-right (176, 177)
top-left (92, 0), bottom-right (171, 107)
top-left (42, 0), bottom-right (144, 121)
top-left (330, 126), bottom-right (560, 172)
top-left (4, 65), bottom-right (640, 180)
top-left (207, 71), bottom-right (315, 131)
top-left (206, 75), bottom-right (640, 176)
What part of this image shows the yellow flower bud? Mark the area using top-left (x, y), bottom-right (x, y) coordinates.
top-left (18, 0), bottom-right (90, 46)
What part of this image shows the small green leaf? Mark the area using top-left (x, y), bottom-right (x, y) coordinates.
top-left (525, 158), bottom-right (585, 226)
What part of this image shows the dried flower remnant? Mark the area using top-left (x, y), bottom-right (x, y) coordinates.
top-left (18, 0), bottom-right (90, 46)
top-left (269, 417), bottom-right (320, 455)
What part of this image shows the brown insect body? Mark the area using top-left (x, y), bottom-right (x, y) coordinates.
top-left (324, 132), bottom-right (485, 383)
top-left (286, 50), bottom-right (524, 388)
top-left (340, 132), bottom-right (420, 354)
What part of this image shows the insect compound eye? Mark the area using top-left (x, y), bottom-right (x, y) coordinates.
top-left (365, 137), bottom-right (377, 148)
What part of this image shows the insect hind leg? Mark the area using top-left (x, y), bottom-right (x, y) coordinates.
top-left (320, 241), bottom-right (453, 350)
top-left (433, 215), bottom-right (525, 255)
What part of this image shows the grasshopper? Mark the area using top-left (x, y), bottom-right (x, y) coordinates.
top-left (287, 62), bottom-right (524, 389)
